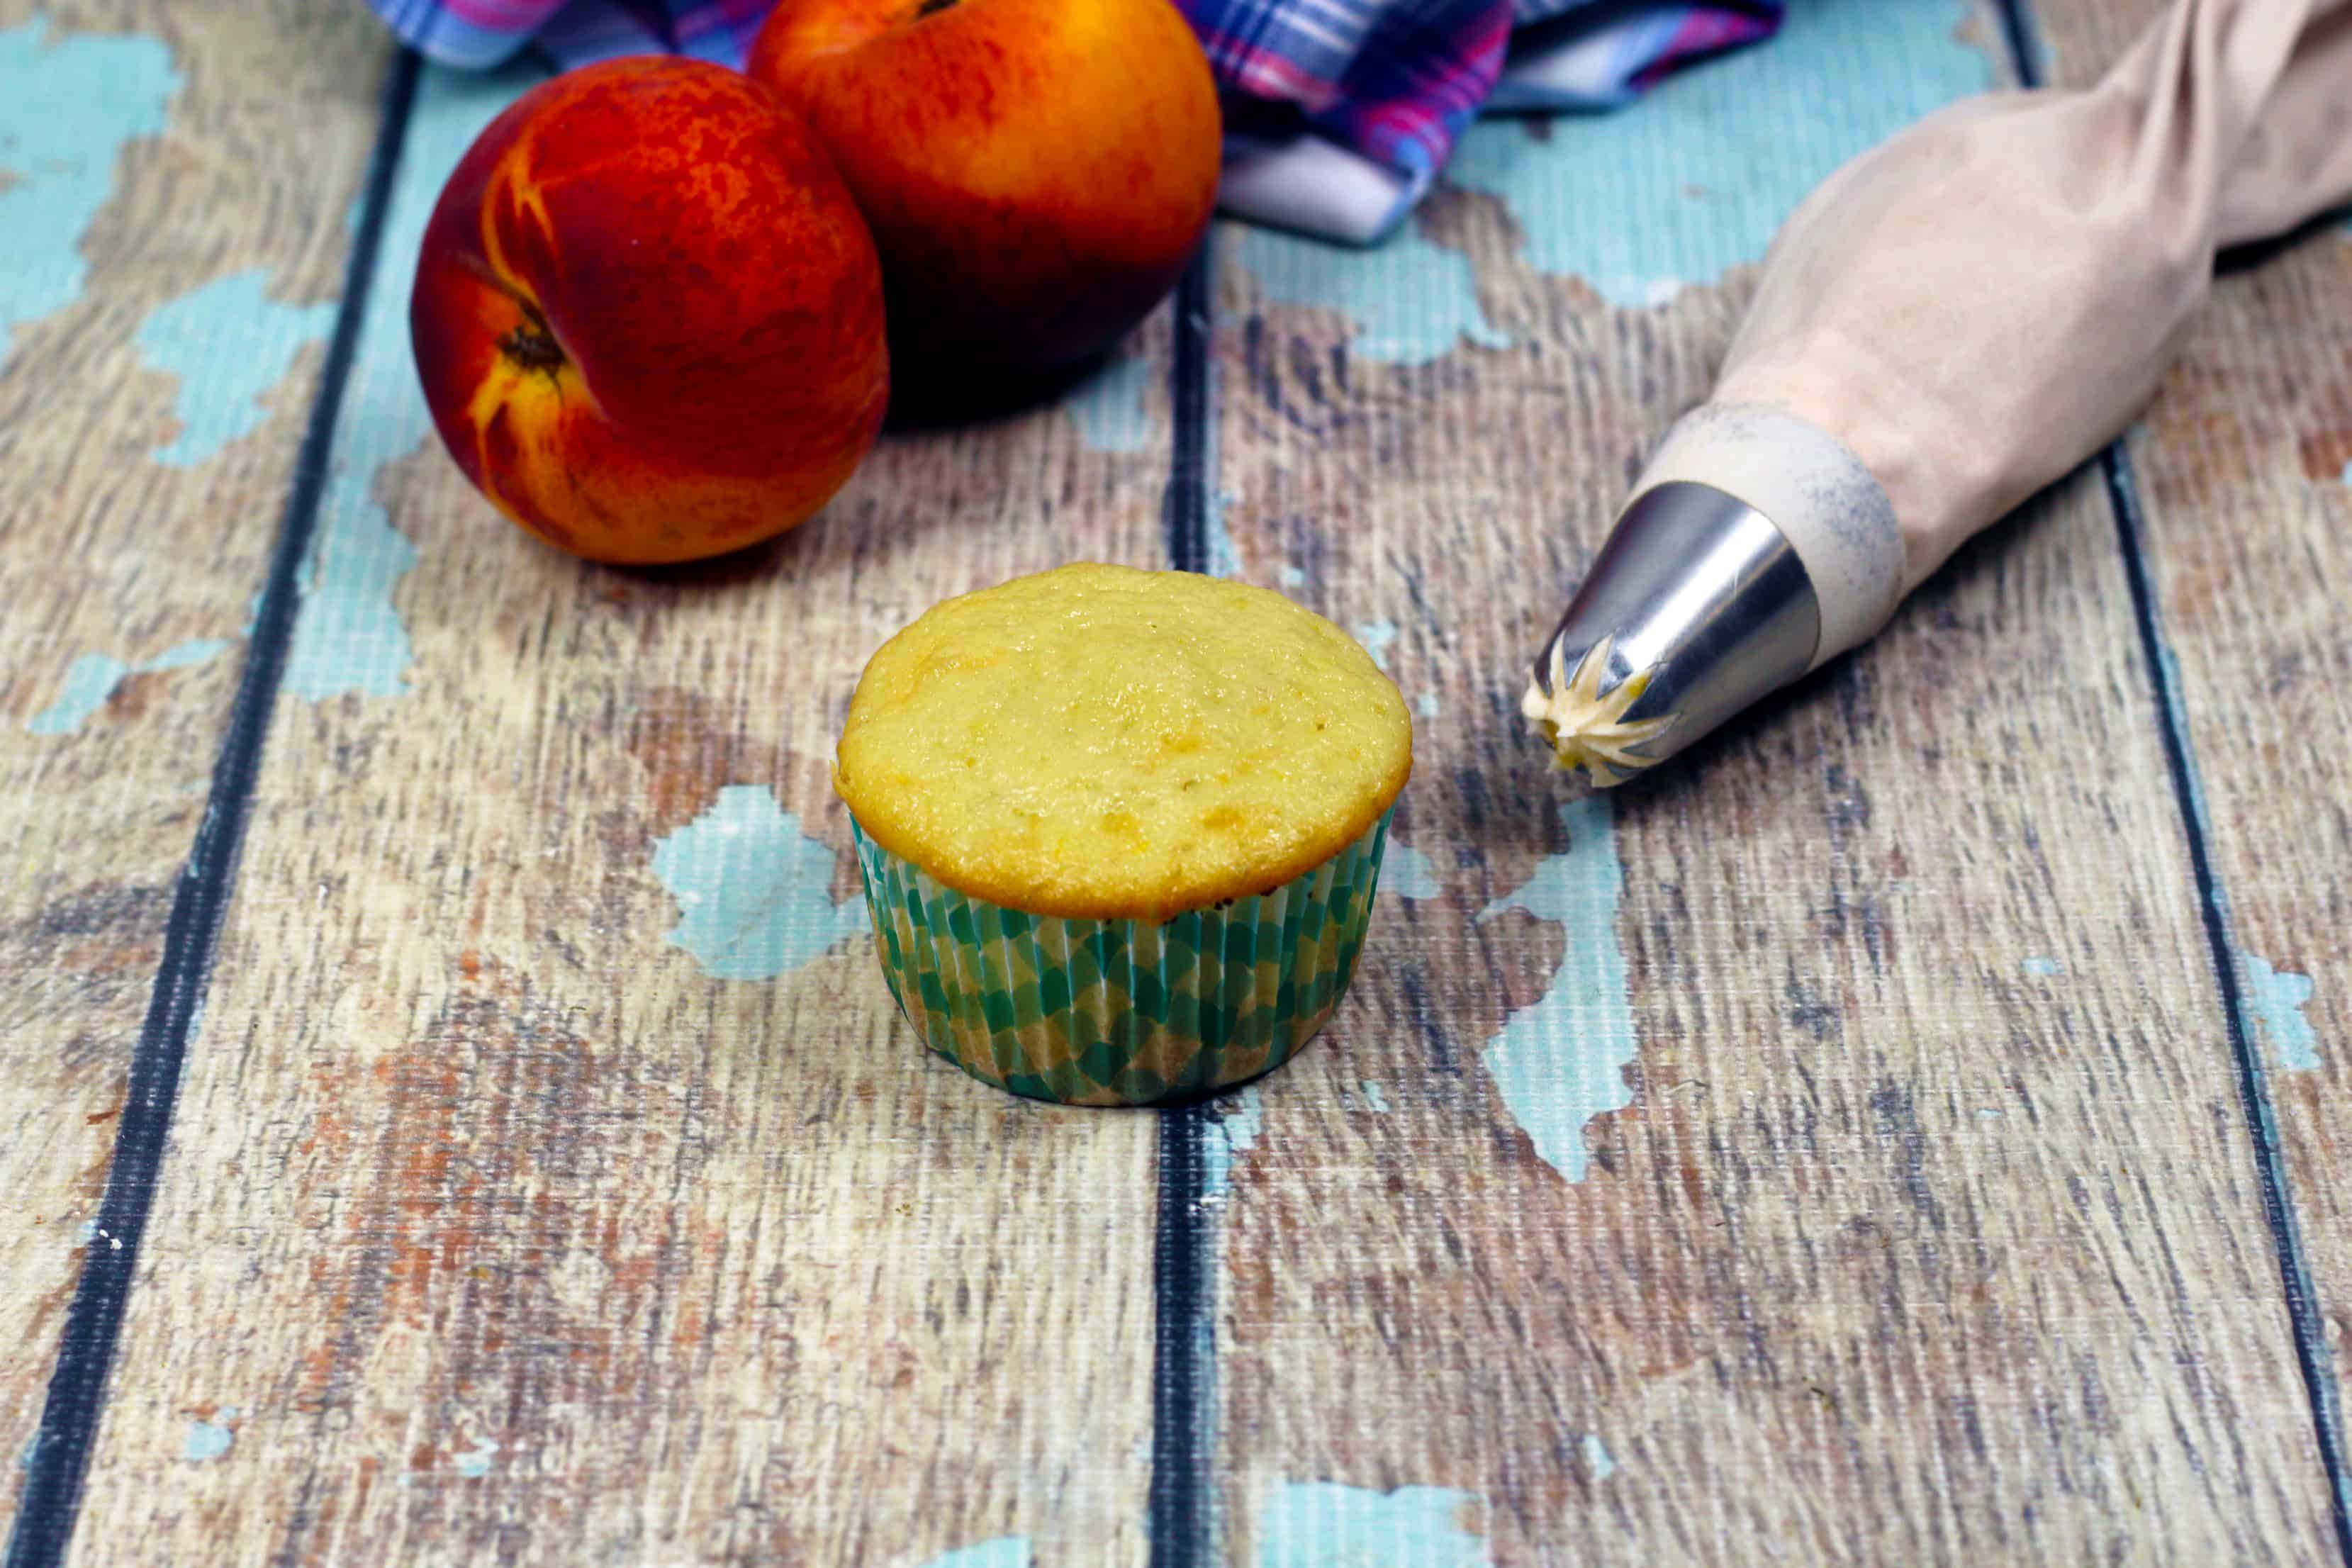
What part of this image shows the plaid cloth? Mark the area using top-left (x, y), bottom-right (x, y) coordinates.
top-left (366, 0), bottom-right (775, 68)
top-left (363, 0), bottom-right (1779, 242)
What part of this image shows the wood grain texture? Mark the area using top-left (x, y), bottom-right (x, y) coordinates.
top-left (0, 0), bottom-right (387, 1502)
top-left (2026, 0), bottom-right (2352, 1496)
top-left (60, 60), bottom-right (1177, 1565)
top-left (1200, 1), bottom-right (2344, 1558)
top-left (13, 0), bottom-right (2345, 1563)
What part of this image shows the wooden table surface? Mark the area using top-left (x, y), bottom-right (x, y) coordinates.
top-left (4, 0), bottom-right (2348, 1563)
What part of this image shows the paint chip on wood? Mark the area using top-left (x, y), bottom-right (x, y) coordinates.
top-left (1207, 488), bottom-right (1242, 577)
top-left (651, 785), bottom-right (863, 981)
top-left (138, 269), bottom-right (335, 466)
top-left (26, 654), bottom-right (128, 736)
top-left (1477, 795), bottom-right (1635, 1183)
top-left (915, 1538), bottom-right (1031, 1568)
top-left (1204, 1084), bottom-right (1268, 1200)
top-left (1446, 0), bottom-right (1991, 306)
top-left (26, 639), bottom-right (230, 734)
top-left (288, 66), bottom-right (535, 702)
top-left (1233, 223), bottom-right (1506, 366)
top-left (1255, 1480), bottom-right (1487, 1567)
top-left (1066, 350), bottom-right (1153, 452)
top-left (182, 1411), bottom-right (237, 1463)
top-left (1382, 841), bottom-right (1440, 900)
top-left (1352, 620), bottom-right (1398, 670)
top-left (2244, 955), bottom-right (2320, 1072)
top-left (0, 17), bottom-right (181, 371)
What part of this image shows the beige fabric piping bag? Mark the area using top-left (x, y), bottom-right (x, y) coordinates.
top-left (1706, 0), bottom-right (2352, 636)
top-left (1529, 0), bottom-right (2352, 783)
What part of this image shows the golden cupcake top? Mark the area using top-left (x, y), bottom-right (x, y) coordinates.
top-left (836, 563), bottom-right (1413, 921)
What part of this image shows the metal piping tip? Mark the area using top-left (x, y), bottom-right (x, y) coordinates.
top-left (1525, 480), bottom-right (1822, 785)
top-left (1521, 634), bottom-right (1679, 785)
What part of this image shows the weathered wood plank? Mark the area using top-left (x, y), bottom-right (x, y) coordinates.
top-left (2026, 0), bottom-right (2352, 1513)
top-left (0, 0), bottom-right (388, 1501)
top-left (1201, 1), bottom-right (2342, 1560)
top-left (62, 56), bottom-right (1175, 1567)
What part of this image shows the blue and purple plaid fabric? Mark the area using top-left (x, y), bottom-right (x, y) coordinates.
top-left (362, 0), bottom-right (1779, 241)
top-left (365, 0), bottom-right (775, 69)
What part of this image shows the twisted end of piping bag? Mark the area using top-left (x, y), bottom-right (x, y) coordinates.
top-left (1524, 403), bottom-right (1903, 785)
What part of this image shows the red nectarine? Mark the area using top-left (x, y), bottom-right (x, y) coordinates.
top-left (748, 0), bottom-right (1221, 401)
top-left (410, 58), bottom-right (887, 564)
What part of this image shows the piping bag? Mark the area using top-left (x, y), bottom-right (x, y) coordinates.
top-left (1523, 0), bottom-right (2352, 784)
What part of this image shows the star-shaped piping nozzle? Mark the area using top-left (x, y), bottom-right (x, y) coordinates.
top-left (1521, 634), bottom-right (1677, 786)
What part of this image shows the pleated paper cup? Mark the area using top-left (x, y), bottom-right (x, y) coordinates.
top-left (849, 806), bottom-right (1396, 1106)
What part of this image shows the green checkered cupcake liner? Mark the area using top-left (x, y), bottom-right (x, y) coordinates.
top-left (849, 805), bottom-right (1396, 1105)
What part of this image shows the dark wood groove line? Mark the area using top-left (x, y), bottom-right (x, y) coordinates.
top-left (1, 49), bottom-right (425, 1568)
top-left (2100, 448), bottom-right (2352, 1565)
top-left (1148, 245), bottom-right (1216, 1568)
top-left (1990, 6), bottom-right (2352, 1552)
top-left (1163, 246), bottom-right (1214, 578)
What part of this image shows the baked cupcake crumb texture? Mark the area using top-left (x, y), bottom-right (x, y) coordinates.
top-left (836, 563), bottom-right (1412, 922)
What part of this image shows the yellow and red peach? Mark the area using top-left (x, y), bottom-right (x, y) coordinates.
top-left (410, 57), bottom-right (887, 564)
top-left (748, 0), bottom-right (1221, 403)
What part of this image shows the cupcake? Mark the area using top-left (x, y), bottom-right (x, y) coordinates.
top-left (835, 563), bottom-right (1412, 1105)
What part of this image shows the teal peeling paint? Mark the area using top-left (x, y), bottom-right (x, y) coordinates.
top-left (454, 1436), bottom-right (498, 1479)
top-left (26, 639), bottom-right (230, 734)
top-left (1352, 620), bottom-right (1399, 671)
top-left (2340, 459), bottom-right (2350, 487)
top-left (138, 269), bottom-right (335, 466)
top-left (1257, 1481), bottom-right (1487, 1568)
top-left (916, 1540), bottom-right (1031, 1568)
top-left (1448, 0), bottom-right (1990, 306)
top-left (1383, 841), bottom-right (1440, 900)
top-left (145, 637), bottom-right (230, 671)
top-left (1278, 566), bottom-right (1306, 589)
top-left (1066, 351), bottom-right (1154, 452)
top-left (28, 654), bottom-right (130, 735)
top-left (0, 17), bottom-right (180, 371)
top-left (2020, 956), bottom-right (2063, 977)
top-left (1235, 1), bottom-right (1988, 342)
top-left (1358, 1080), bottom-right (1391, 1113)
top-left (1582, 1433), bottom-right (1616, 1482)
top-left (1477, 795), bottom-right (1634, 1182)
top-left (1415, 693), bottom-right (1440, 719)
top-left (287, 65), bottom-right (534, 702)
top-left (182, 1411), bottom-right (236, 1463)
top-left (1204, 1084), bottom-right (1267, 1200)
top-left (651, 785), bottom-right (863, 981)
top-left (2245, 956), bottom-right (2321, 1072)
top-left (1206, 488), bottom-right (1241, 578)
top-left (1233, 223), bottom-right (1506, 366)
